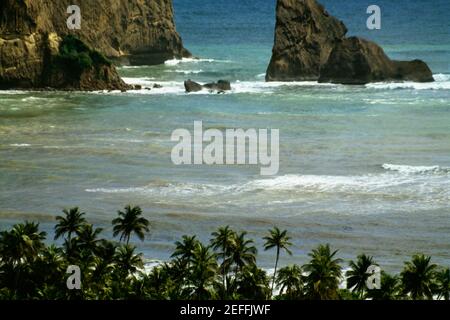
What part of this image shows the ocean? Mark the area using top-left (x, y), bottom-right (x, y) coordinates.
top-left (0, 0), bottom-right (449, 272)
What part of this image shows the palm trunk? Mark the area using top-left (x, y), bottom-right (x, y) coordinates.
top-left (222, 245), bottom-right (228, 299)
top-left (270, 248), bottom-right (280, 298)
top-left (222, 262), bottom-right (226, 299)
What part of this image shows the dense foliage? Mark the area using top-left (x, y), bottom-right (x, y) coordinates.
top-left (56, 35), bottom-right (111, 74)
top-left (0, 206), bottom-right (449, 300)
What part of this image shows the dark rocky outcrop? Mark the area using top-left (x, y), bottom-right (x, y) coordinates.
top-left (266, 0), bottom-right (347, 81)
top-left (319, 37), bottom-right (434, 84)
top-left (203, 80), bottom-right (232, 91)
top-left (0, 0), bottom-right (190, 90)
top-left (266, 0), bottom-right (434, 84)
top-left (43, 35), bottom-right (132, 91)
top-left (184, 80), bottom-right (203, 93)
top-left (184, 80), bottom-right (232, 93)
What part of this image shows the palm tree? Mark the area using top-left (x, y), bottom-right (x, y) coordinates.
top-left (0, 222), bottom-right (46, 298)
top-left (54, 207), bottom-right (86, 243)
top-left (276, 264), bottom-right (304, 299)
top-left (114, 244), bottom-right (144, 276)
top-left (366, 272), bottom-right (402, 300)
top-left (0, 221), bottom-right (47, 264)
top-left (236, 264), bottom-right (270, 300)
top-left (400, 254), bottom-right (437, 300)
top-left (188, 243), bottom-right (218, 300)
top-left (226, 232), bottom-right (257, 274)
top-left (263, 227), bottom-right (292, 297)
top-left (346, 254), bottom-right (376, 298)
top-left (435, 268), bottom-right (450, 300)
top-left (112, 205), bottom-right (150, 245)
top-left (75, 224), bottom-right (103, 254)
top-left (171, 235), bottom-right (199, 262)
top-left (210, 226), bottom-right (236, 297)
top-left (303, 244), bottom-right (343, 300)
top-left (146, 265), bottom-right (171, 299)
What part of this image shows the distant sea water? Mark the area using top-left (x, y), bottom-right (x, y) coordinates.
top-left (1, 0), bottom-right (449, 272)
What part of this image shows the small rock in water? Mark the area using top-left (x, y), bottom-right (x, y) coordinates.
top-left (185, 79), bottom-right (231, 93)
top-left (204, 80), bottom-right (231, 91)
top-left (184, 79), bottom-right (203, 92)
top-left (134, 84), bottom-right (142, 90)
top-left (153, 83), bottom-right (163, 89)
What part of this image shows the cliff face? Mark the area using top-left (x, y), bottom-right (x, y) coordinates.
top-left (0, 0), bottom-right (190, 89)
top-left (266, 0), bottom-right (434, 84)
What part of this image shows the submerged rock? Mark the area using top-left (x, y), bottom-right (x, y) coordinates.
top-left (266, 0), bottom-right (434, 84)
top-left (184, 80), bottom-right (231, 93)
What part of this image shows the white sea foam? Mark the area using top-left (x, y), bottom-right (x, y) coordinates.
top-left (119, 79), bottom-right (339, 95)
top-left (366, 74), bottom-right (450, 91)
top-left (164, 57), bottom-right (218, 66)
top-left (9, 143), bottom-right (31, 147)
top-left (121, 77), bottom-right (157, 86)
top-left (21, 96), bottom-right (46, 102)
top-left (240, 174), bottom-right (412, 193)
top-left (86, 167), bottom-right (450, 202)
top-left (118, 66), bottom-right (147, 70)
top-left (382, 163), bottom-right (447, 174)
top-left (433, 73), bottom-right (450, 82)
top-left (120, 74), bottom-right (450, 95)
top-left (165, 69), bottom-right (203, 75)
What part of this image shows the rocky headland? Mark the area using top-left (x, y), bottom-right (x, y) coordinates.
top-left (0, 0), bottom-right (190, 90)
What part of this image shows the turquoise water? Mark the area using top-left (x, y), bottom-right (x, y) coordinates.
top-left (1, 0), bottom-right (450, 272)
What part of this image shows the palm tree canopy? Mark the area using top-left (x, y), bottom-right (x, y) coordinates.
top-left (303, 244), bottom-right (343, 300)
top-left (366, 271), bottom-right (402, 300)
top-left (171, 235), bottom-right (199, 261)
top-left (75, 224), bottom-right (103, 253)
top-left (0, 221), bottom-right (46, 263)
top-left (276, 264), bottom-right (304, 298)
top-left (210, 226), bottom-right (236, 259)
top-left (435, 268), bottom-right (450, 300)
top-left (54, 207), bottom-right (86, 240)
top-left (188, 243), bottom-right (218, 300)
top-left (400, 254), bottom-right (437, 300)
top-left (112, 205), bottom-right (150, 244)
top-left (346, 254), bottom-right (376, 296)
top-left (263, 227), bottom-right (293, 255)
top-left (226, 232), bottom-right (257, 271)
top-left (114, 244), bottom-right (144, 275)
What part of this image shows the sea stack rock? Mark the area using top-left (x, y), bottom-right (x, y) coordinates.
top-left (266, 0), bottom-right (434, 84)
top-left (319, 37), bottom-right (434, 84)
top-left (0, 0), bottom-right (190, 90)
top-left (266, 0), bottom-right (347, 81)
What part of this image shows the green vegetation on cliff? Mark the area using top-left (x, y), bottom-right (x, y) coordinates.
top-left (56, 35), bottom-right (111, 74)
